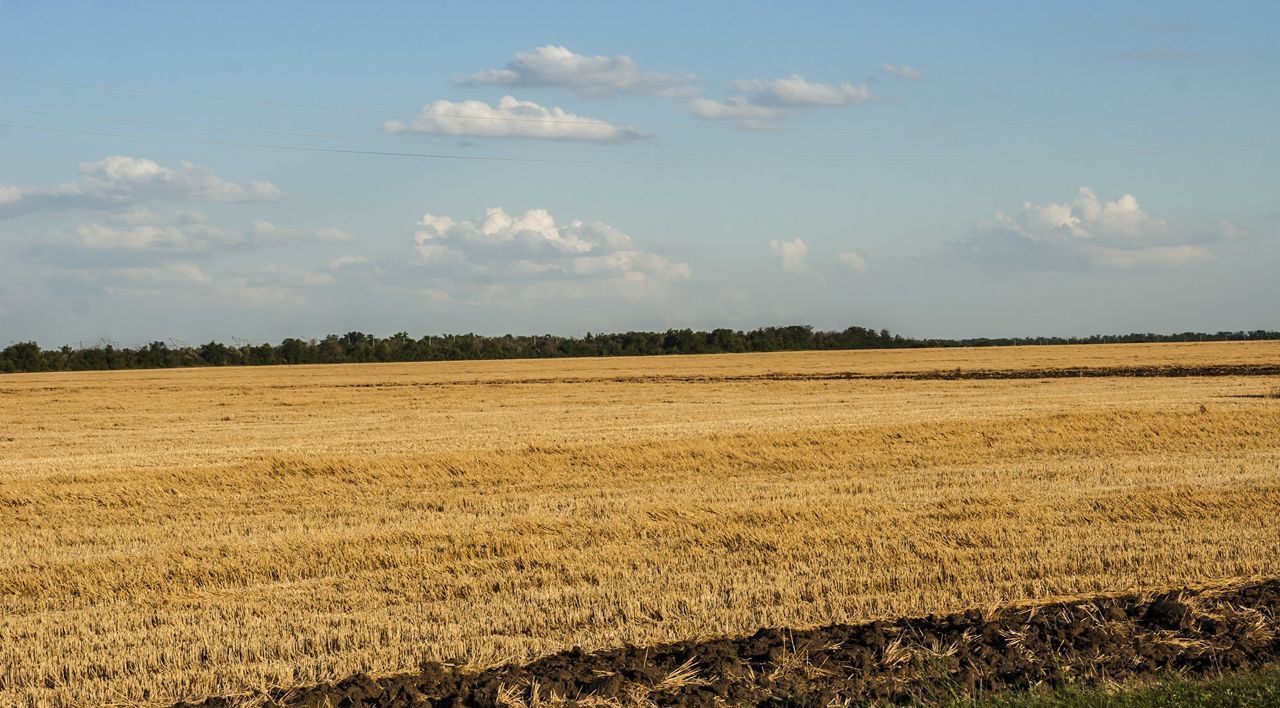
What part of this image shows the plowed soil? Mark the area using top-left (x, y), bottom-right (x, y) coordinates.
top-left (322, 363), bottom-right (1280, 388)
top-left (180, 579), bottom-right (1280, 707)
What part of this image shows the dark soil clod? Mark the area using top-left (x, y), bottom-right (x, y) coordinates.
top-left (177, 579), bottom-right (1280, 707)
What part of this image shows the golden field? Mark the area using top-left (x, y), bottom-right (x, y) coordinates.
top-left (1, 341), bottom-right (1279, 707)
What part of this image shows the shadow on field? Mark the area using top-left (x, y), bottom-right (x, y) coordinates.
top-left (179, 579), bottom-right (1280, 707)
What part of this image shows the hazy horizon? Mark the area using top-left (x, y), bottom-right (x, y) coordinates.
top-left (10, 322), bottom-right (1280, 353)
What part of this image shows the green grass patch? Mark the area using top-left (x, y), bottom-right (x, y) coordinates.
top-left (960, 665), bottom-right (1280, 707)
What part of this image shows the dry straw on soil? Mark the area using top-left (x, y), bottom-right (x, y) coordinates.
top-left (2, 341), bottom-right (1279, 707)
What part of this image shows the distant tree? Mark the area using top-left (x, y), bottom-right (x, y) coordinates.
top-left (198, 341), bottom-right (233, 366)
top-left (3, 326), bottom-right (1279, 375)
top-left (317, 335), bottom-right (345, 363)
top-left (280, 338), bottom-right (310, 365)
top-left (139, 341), bottom-right (170, 368)
top-left (2, 342), bottom-right (44, 372)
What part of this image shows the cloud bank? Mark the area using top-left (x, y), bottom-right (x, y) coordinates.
top-left (0, 156), bottom-right (282, 218)
top-left (29, 210), bottom-right (351, 259)
top-left (958, 187), bottom-right (1217, 270)
top-left (409, 207), bottom-right (689, 306)
top-left (384, 96), bottom-right (643, 142)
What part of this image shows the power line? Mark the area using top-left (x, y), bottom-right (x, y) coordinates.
top-left (8, 105), bottom-right (1268, 162)
top-left (0, 75), bottom-right (424, 117)
top-left (0, 74), bottom-right (1265, 134)
top-left (0, 106), bottom-right (844, 159)
top-left (0, 122), bottom-right (646, 165)
top-left (0, 121), bottom-right (1268, 167)
top-left (0, 105), bottom-right (435, 146)
top-left (0, 75), bottom-right (662, 128)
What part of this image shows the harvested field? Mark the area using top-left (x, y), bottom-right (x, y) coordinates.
top-left (181, 578), bottom-right (1280, 707)
top-left (2, 341), bottom-right (1279, 706)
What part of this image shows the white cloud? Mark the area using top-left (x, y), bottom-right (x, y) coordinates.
top-left (22, 210), bottom-right (355, 274)
top-left (769, 238), bottom-right (809, 274)
top-left (961, 187), bottom-right (1218, 270)
top-left (732, 75), bottom-right (875, 107)
top-left (0, 156), bottom-right (282, 218)
top-left (688, 75), bottom-right (875, 129)
top-left (384, 96), bottom-right (643, 142)
top-left (882, 64), bottom-right (923, 80)
top-left (411, 207), bottom-right (688, 304)
top-left (686, 98), bottom-right (787, 130)
top-left (54, 212), bottom-right (353, 254)
top-left (65, 211), bottom-right (242, 253)
top-left (99, 263), bottom-right (337, 311)
top-left (461, 45), bottom-right (697, 98)
top-left (838, 250), bottom-right (869, 272)
top-left (992, 187), bottom-right (1164, 243)
top-left (327, 254), bottom-right (370, 270)
top-left (11, 202), bottom-right (345, 310)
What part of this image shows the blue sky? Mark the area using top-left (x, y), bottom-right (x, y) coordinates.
top-left (1, 0), bottom-right (1277, 346)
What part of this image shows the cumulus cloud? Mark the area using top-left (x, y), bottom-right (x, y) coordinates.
top-left (1001, 188), bottom-right (1162, 241)
top-left (384, 96), bottom-right (643, 142)
top-left (689, 75), bottom-right (875, 129)
top-left (8, 196), bottom-right (347, 311)
top-left (838, 250), bottom-right (869, 272)
top-left (769, 238), bottom-right (809, 274)
top-left (882, 64), bottom-right (923, 80)
top-left (958, 187), bottom-right (1218, 270)
top-left (686, 98), bottom-right (787, 131)
top-left (732, 75), bottom-right (875, 107)
top-left (20, 210), bottom-right (357, 275)
top-left (0, 156), bottom-right (282, 218)
top-left (409, 207), bottom-right (688, 305)
top-left (460, 45), bottom-right (697, 98)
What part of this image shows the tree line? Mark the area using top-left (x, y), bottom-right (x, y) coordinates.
top-left (2, 326), bottom-right (1277, 374)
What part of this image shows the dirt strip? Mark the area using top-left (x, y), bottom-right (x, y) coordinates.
top-left (315, 363), bottom-right (1280, 390)
top-left (873, 363), bottom-right (1280, 380)
top-left (179, 579), bottom-right (1280, 707)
